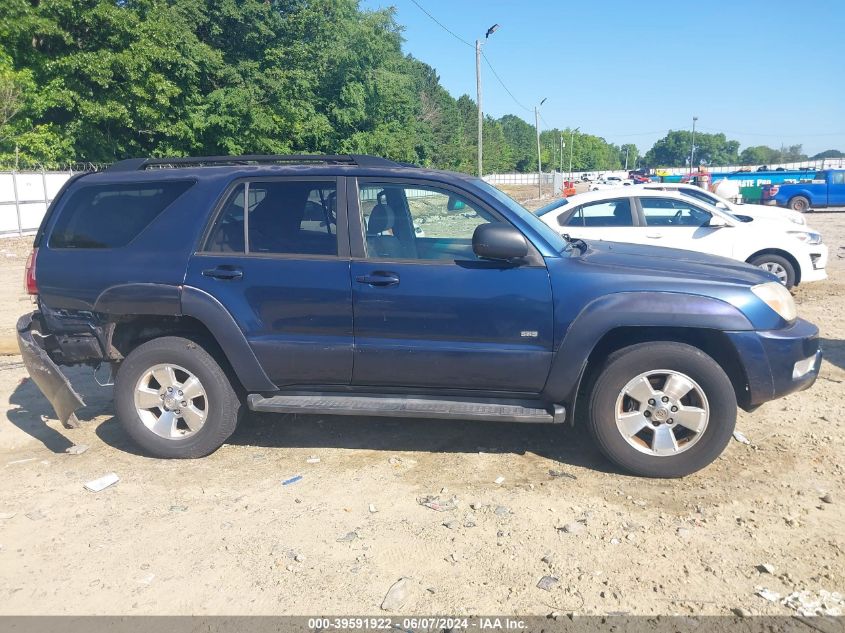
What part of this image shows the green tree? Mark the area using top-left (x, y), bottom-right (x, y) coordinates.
top-left (811, 149), bottom-right (845, 160)
top-left (619, 143), bottom-right (639, 170)
top-left (644, 130), bottom-right (739, 168)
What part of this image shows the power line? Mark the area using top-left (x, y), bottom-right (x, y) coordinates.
top-left (407, 0), bottom-right (473, 48)
top-left (481, 51), bottom-right (533, 113)
top-left (406, 0), bottom-right (535, 115)
top-left (698, 126), bottom-right (845, 138)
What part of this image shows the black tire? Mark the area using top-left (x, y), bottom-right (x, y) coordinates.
top-left (114, 336), bottom-right (241, 458)
top-left (748, 253), bottom-right (796, 289)
top-left (788, 196), bottom-right (810, 213)
top-left (588, 342), bottom-right (736, 478)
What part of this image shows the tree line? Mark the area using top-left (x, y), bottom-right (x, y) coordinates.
top-left (0, 1), bottom-right (840, 173)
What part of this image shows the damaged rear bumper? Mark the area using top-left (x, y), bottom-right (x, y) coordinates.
top-left (17, 311), bottom-right (85, 428)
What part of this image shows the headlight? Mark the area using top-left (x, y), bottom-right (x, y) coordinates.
top-left (751, 281), bottom-right (797, 322)
top-left (788, 230), bottom-right (822, 245)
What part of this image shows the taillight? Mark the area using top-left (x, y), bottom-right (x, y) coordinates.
top-left (24, 247), bottom-right (38, 295)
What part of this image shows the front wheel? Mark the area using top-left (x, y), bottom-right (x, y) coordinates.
top-left (114, 336), bottom-right (241, 458)
top-left (588, 342), bottom-right (736, 478)
top-left (748, 253), bottom-right (796, 288)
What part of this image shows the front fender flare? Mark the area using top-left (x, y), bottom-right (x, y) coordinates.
top-left (542, 291), bottom-right (753, 407)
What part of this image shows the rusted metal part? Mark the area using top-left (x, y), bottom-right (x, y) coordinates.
top-left (16, 312), bottom-right (85, 429)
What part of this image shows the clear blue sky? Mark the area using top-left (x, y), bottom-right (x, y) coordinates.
top-left (362, 0), bottom-right (845, 156)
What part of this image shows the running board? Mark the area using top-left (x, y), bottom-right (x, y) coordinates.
top-left (247, 393), bottom-right (564, 424)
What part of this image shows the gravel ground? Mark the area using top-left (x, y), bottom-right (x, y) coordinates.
top-left (0, 209), bottom-right (842, 617)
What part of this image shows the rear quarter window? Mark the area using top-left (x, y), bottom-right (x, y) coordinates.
top-left (49, 181), bottom-right (194, 249)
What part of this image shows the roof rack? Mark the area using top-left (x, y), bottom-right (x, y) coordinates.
top-left (107, 154), bottom-right (400, 172)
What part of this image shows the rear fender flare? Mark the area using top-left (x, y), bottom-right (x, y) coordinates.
top-left (180, 286), bottom-right (277, 392)
top-left (542, 291), bottom-right (753, 407)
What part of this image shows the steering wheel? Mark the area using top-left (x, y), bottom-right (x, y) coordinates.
top-left (672, 209), bottom-right (683, 224)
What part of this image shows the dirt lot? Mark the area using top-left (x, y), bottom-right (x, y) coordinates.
top-left (0, 210), bottom-right (842, 617)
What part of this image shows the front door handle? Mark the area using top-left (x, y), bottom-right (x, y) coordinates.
top-left (202, 266), bottom-right (243, 280)
top-left (646, 232), bottom-right (663, 239)
top-left (355, 271), bottom-right (400, 287)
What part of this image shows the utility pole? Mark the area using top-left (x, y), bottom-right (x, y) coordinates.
top-left (624, 147), bottom-right (629, 171)
top-left (475, 24), bottom-right (499, 178)
top-left (689, 116), bottom-right (698, 173)
top-left (560, 134), bottom-right (564, 173)
top-left (535, 98), bottom-right (546, 198)
top-left (568, 127), bottom-right (579, 180)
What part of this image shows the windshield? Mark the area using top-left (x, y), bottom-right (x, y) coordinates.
top-left (472, 179), bottom-right (568, 253)
top-left (534, 198), bottom-right (570, 217)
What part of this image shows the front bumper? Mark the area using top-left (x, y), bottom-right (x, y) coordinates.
top-left (798, 243), bottom-right (828, 283)
top-left (16, 312), bottom-right (84, 428)
top-left (727, 318), bottom-right (821, 408)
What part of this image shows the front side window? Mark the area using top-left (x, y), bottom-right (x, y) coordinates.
top-left (205, 180), bottom-right (337, 255)
top-left (641, 197), bottom-right (712, 227)
top-left (564, 199), bottom-right (634, 227)
top-left (359, 182), bottom-right (500, 261)
top-left (50, 181), bottom-right (193, 249)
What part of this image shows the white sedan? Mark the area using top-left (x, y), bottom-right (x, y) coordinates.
top-left (590, 178), bottom-right (633, 191)
top-left (636, 182), bottom-right (807, 226)
top-left (535, 189), bottom-right (827, 288)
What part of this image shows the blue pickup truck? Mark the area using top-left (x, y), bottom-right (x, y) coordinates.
top-left (17, 154), bottom-right (821, 478)
top-left (763, 169), bottom-right (845, 211)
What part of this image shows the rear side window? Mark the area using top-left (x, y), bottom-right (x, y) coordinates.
top-left (563, 199), bottom-right (633, 227)
top-left (50, 181), bottom-right (193, 249)
top-left (204, 180), bottom-right (338, 256)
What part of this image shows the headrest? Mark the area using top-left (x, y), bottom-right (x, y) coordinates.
top-left (367, 203), bottom-right (395, 235)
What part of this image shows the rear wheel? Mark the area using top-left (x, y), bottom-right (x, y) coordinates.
top-left (788, 196), bottom-right (810, 212)
top-left (588, 342), bottom-right (736, 478)
top-left (748, 253), bottom-right (796, 288)
top-left (114, 336), bottom-right (241, 458)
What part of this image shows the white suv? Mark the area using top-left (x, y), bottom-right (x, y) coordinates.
top-left (536, 189), bottom-right (827, 288)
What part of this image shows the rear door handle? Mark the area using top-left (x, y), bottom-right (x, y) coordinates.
top-left (202, 266), bottom-right (243, 280)
top-left (646, 232), bottom-right (663, 239)
top-left (355, 271), bottom-right (400, 287)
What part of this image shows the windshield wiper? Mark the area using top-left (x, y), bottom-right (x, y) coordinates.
top-left (562, 233), bottom-right (588, 252)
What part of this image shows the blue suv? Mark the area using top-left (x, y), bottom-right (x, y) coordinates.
top-left (17, 154), bottom-right (821, 477)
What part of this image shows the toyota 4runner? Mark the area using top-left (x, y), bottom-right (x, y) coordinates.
top-left (18, 154), bottom-right (821, 477)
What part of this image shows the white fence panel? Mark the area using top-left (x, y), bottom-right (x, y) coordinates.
top-left (0, 171), bottom-right (73, 237)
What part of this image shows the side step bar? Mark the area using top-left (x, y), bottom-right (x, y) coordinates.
top-left (247, 393), bottom-right (565, 424)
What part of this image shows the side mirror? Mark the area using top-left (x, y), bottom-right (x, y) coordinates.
top-left (472, 224), bottom-right (529, 261)
top-left (708, 214), bottom-right (730, 228)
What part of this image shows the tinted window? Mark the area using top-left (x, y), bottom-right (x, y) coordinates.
top-left (832, 172), bottom-right (845, 185)
top-left (359, 182), bottom-right (499, 261)
top-left (50, 181), bottom-right (193, 249)
top-left (641, 197), bottom-right (712, 227)
top-left (205, 180), bottom-right (337, 255)
top-left (564, 199), bottom-right (633, 227)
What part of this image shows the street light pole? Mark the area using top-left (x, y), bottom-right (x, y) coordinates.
top-left (475, 24), bottom-right (499, 178)
top-left (689, 116), bottom-right (698, 174)
top-left (535, 98), bottom-right (546, 198)
top-left (568, 126), bottom-right (579, 180)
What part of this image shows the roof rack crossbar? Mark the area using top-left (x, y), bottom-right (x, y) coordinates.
top-left (108, 154), bottom-right (400, 172)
